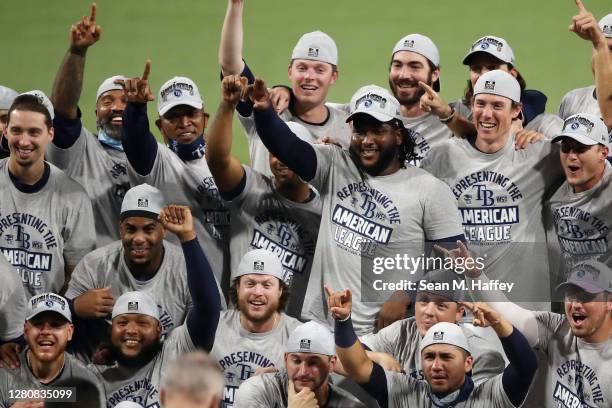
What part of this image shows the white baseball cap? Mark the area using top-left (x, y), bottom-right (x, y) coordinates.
top-left (551, 113), bottom-right (609, 149)
top-left (286, 321), bottom-right (335, 356)
top-left (286, 121), bottom-right (317, 144)
top-left (96, 75), bottom-right (128, 102)
top-left (112, 291), bottom-right (160, 321)
top-left (20, 90), bottom-right (54, 120)
top-left (346, 85), bottom-right (402, 123)
top-left (291, 31), bottom-right (338, 66)
top-left (120, 183), bottom-right (164, 221)
top-left (463, 35), bottom-right (516, 66)
top-left (0, 86), bottom-right (18, 110)
top-left (114, 402), bottom-right (144, 408)
top-left (600, 13), bottom-right (612, 38)
top-left (420, 322), bottom-right (471, 355)
top-left (473, 70), bottom-right (521, 103)
top-left (392, 34), bottom-right (441, 91)
top-left (27, 293), bottom-right (72, 323)
top-left (233, 248), bottom-right (284, 281)
top-left (556, 260), bottom-right (612, 294)
top-left (157, 76), bottom-right (203, 116)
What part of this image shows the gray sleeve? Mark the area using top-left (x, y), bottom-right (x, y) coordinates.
top-left (65, 256), bottom-right (96, 299)
top-left (233, 376), bottom-right (273, 408)
top-left (163, 324), bottom-right (195, 357)
top-left (237, 111), bottom-right (257, 140)
top-left (526, 114), bottom-right (564, 140)
top-left (311, 144), bottom-right (337, 192)
top-left (471, 348), bottom-right (506, 385)
top-left (0, 264), bottom-right (26, 340)
top-left (423, 178), bottom-right (464, 239)
top-left (533, 311), bottom-right (565, 352)
top-left (360, 319), bottom-right (402, 354)
top-left (63, 188), bottom-right (96, 267)
top-left (327, 102), bottom-right (350, 115)
top-left (46, 126), bottom-right (90, 170)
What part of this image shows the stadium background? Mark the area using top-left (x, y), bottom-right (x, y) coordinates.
top-left (1, 0), bottom-right (608, 162)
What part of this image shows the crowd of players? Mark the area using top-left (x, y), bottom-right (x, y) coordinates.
top-left (0, 0), bottom-right (610, 407)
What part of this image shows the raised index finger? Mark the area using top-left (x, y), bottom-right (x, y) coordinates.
top-left (418, 81), bottom-right (435, 96)
top-left (142, 60), bottom-right (151, 81)
top-left (575, 0), bottom-right (586, 12)
top-left (90, 3), bottom-right (97, 23)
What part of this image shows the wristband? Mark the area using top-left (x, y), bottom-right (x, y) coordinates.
top-left (439, 105), bottom-right (455, 124)
top-left (335, 315), bottom-right (358, 348)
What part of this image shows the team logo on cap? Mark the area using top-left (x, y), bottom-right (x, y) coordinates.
top-left (364, 100), bottom-right (373, 108)
top-left (433, 332), bottom-right (444, 341)
top-left (128, 301), bottom-right (139, 311)
top-left (403, 40), bottom-right (415, 48)
top-left (160, 82), bottom-right (195, 101)
top-left (355, 93), bottom-right (387, 110)
top-left (565, 116), bottom-right (595, 134)
top-left (253, 261), bottom-right (264, 271)
top-left (604, 25), bottom-right (611, 35)
top-left (300, 339), bottom-right (311, 350)
top-left (484, 81), bottom-right (495, 90)
top-left (480, 43), bottom-right (489, 50)
top-left (45, 300), bottom-right (54, 308)
top-left (137, 198), bottom-right (149, 208)
top-left (173, 89), bottom-right (182, 98)
top-left (570, 122), bottom-right (580, 130)
top-left (308, 47), bottom-right (319, 58)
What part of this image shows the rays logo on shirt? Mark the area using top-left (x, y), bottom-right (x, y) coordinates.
top-left (333, 182), bottom-right (401, 257)
top-left (552, 206), bottom-right (609, 268)
top-left (452, 171), bottom-right (522, 244)
top-left (553, 359), bottom-right (604, 408)
top-left (218, 351), bottom-right (277, 406)
top-left (106, 377), bottom-right (159, 408)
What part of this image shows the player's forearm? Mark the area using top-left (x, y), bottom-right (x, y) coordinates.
top-left (593, 45), bottom-right (612, 128)
top-left (446, 113), bottom-right (476, 138)
top-left (51, 48), bottom-right (87, 119)
top-left (466, 273), bottom-right (539, 347)
top-left (500, 327), bottom-right (538, 407)
top-left (206, 100), bottom-right (243, 191)
top-left (335, 316), bottom-right (375, 384)
top-left (219, 0), bottom-right (246, 75)
top-left (253, 105), bottom-right (317, 181)
top-left (122, 102), bottom-right (158, 176)
top-left (183, 238), bottom-right (221, 350)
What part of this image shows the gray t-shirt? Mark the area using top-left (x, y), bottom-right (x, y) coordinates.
top-left (421, 135), bottom-right (564, 309)
top-left (360, 317), bottom-right (505, 385)
top-left (47, 125), bottom-right (130, 247)
top-left (65, 240), bottom-right (195, 362)
top-left (533, 311), bottom-right (611, 408)
top-left (547, 161), bottom-right (612, 279)
top-left (383, 371), bottom-right (514, 408)
top-left (92, 324), bottom-right (194, 408)
top-left (0, 349), bottom-right (104, 408)
top-left (229, 166), bottom-right (322, 317)
top-left (558, 86), bottom-right (600, 121)
top-left (303, 145), bottom-right (464, 335)
top-left (0, 255), bottom-right (26, 341)
top-left (0, 160), bottom-right (95, 297)
top-left (211, 309), bottom-right (301, 407)
top-left (238, 104), bottom-right (351, 177)
top-left (234, 368), bottom-right (366, 408)
top-left (127, 143), bottom-right (230, 291)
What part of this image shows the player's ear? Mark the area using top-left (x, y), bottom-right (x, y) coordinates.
top-left (431, 67), bottom-right (441, 84)
top-left (330, 66), bottom-right (339, 84)
top-left (66, 323), bottom-right (74, 342)
top-left (600, 146), bottom-right (609, 161)
top-left (509, 67), bottom-right (518, 79)
top-left (464, 354), bottom-right (474, 373)
top-left (155, 118), bottom-right (162, 132)
top-left (202, 112), bottom-right (210, 130)
top-left (511, 102), bottom-right (522, 120)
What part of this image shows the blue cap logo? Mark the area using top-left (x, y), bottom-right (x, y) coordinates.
top-left (480, 43), bottom-right (489, 50)
top-left (173, 89), bottom-right (182, 98)
top-left (364, 99), bottom-right (373, 108)
top-left (570, 122), bottom-right (580, 130)
top-left (45, 300), bottom-right (54, 308)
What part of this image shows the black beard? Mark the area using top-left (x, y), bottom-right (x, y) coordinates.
top-left (110, 340), bottom-right (162, 367)
top-left (388, 69), bottom-right (434, 108)
top-left (349, 144), bottom-right (398, 177)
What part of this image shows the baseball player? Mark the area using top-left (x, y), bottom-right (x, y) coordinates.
top-left (47, 3), bottom-right (131, 246)
top-left (559, 1), bottom-right (612, 125)
top-left (219, 0), bottom-right (350, 177)
top-left (359, 269), bottom-right (505, 385)
top-left (0, 92), bottom-right (95, 297)
top-left (116, 63), bottom-right (231, 295)
top-left (234, 321), bottom-right (366, 408)
top-left (0, 293), bottom-right (104, 408)
top-left (547, 114), bottom-right (611, 277)
top-left (91, 205), bottom-right (221, 408)
top-left (465, 259), bottom-right (611, 408)
top-left (160, 351), bottom-right (224, 408)
top-left (242, 78), bottom-right (465, 334)
top-left (207, 75), bottom-right (322, 318)
top-left (210, 249), bottom-right (302, 407)
top-left (329, 286), bottom-right (538, 408)
top-left (421, 70), bottom-right (564, 310)
top-left (0, 86), bottom-right (18, 159)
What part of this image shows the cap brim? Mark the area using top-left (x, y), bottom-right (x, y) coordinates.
top-left (555, 279), bottom-right (604, 294)
top-left (120, 210), bottom-right (160, 221)
top-left (551, 133), bottom-right (599, 146)
top-left (27, 310), bottom-right (72, 323)
top-left (462, 50), bottom-right (506, 66)
top-left (346, 110), bottom-right (395, 124)
top-left (158, 100), bottom-right (203, 116)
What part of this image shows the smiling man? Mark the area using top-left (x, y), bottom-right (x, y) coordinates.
top-left (0, 293), bottom-right (104, 408)
top-left (243, 79), bottom-right (464, 335)
top-left (209, 249), bottom-right (301, 407)
top-left (91, 205), bottom-right (221, 408)
top-left (0, 92), bottom-right (94, 297)
top-left (547, 114), bottom-right (611, 278)
top-left (219, 0), bottom-right (350, 177)
top-left (422, 70), bottom-right (564, 310)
